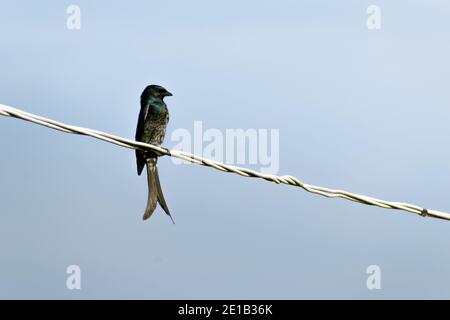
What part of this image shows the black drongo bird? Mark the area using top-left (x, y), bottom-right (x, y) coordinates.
top-left (135, 85), bottom-right (174, 222)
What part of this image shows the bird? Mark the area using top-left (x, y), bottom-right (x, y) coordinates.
top-left (135, 84), bottom-right (174, 223)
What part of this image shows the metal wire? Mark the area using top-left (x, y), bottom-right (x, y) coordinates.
top-left (1, 103), bottom-right (449, 221)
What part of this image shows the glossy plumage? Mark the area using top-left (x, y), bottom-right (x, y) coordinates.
top-left (135, 85), bottom-right (173, 222)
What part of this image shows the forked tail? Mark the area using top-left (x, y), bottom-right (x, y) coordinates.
top-left (143, 158), bottom-right (174, 223)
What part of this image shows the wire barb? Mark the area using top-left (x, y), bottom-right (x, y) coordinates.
top-left (1, 103), bottom-right (449, 221)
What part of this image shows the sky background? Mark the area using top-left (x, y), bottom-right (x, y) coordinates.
top-left (1, 0), bottom-right (450, 299)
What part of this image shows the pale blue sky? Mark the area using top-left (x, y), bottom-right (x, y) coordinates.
top-left (1, 1), bottom-right (450, 299)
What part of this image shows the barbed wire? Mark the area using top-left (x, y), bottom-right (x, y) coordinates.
top-left (1, 103), bottom-right (449, 221)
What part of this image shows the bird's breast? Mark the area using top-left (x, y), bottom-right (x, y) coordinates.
top-left (141, 101), bottom-right (169, 146)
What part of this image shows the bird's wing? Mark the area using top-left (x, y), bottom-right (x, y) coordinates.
top-left (135, 101), bottom-right (149, 175)
top-left (135, 101), bottom-right (149, 141)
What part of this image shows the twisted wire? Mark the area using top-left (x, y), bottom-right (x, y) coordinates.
top-left (1, 104), bottom-right (449, 221)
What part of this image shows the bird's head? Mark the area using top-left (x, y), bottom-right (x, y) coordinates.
top-left (142, 85), bottom-right (173, 100)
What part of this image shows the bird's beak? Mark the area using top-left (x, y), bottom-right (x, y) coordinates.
top-left (164, 91), bottom-right (173, 97)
